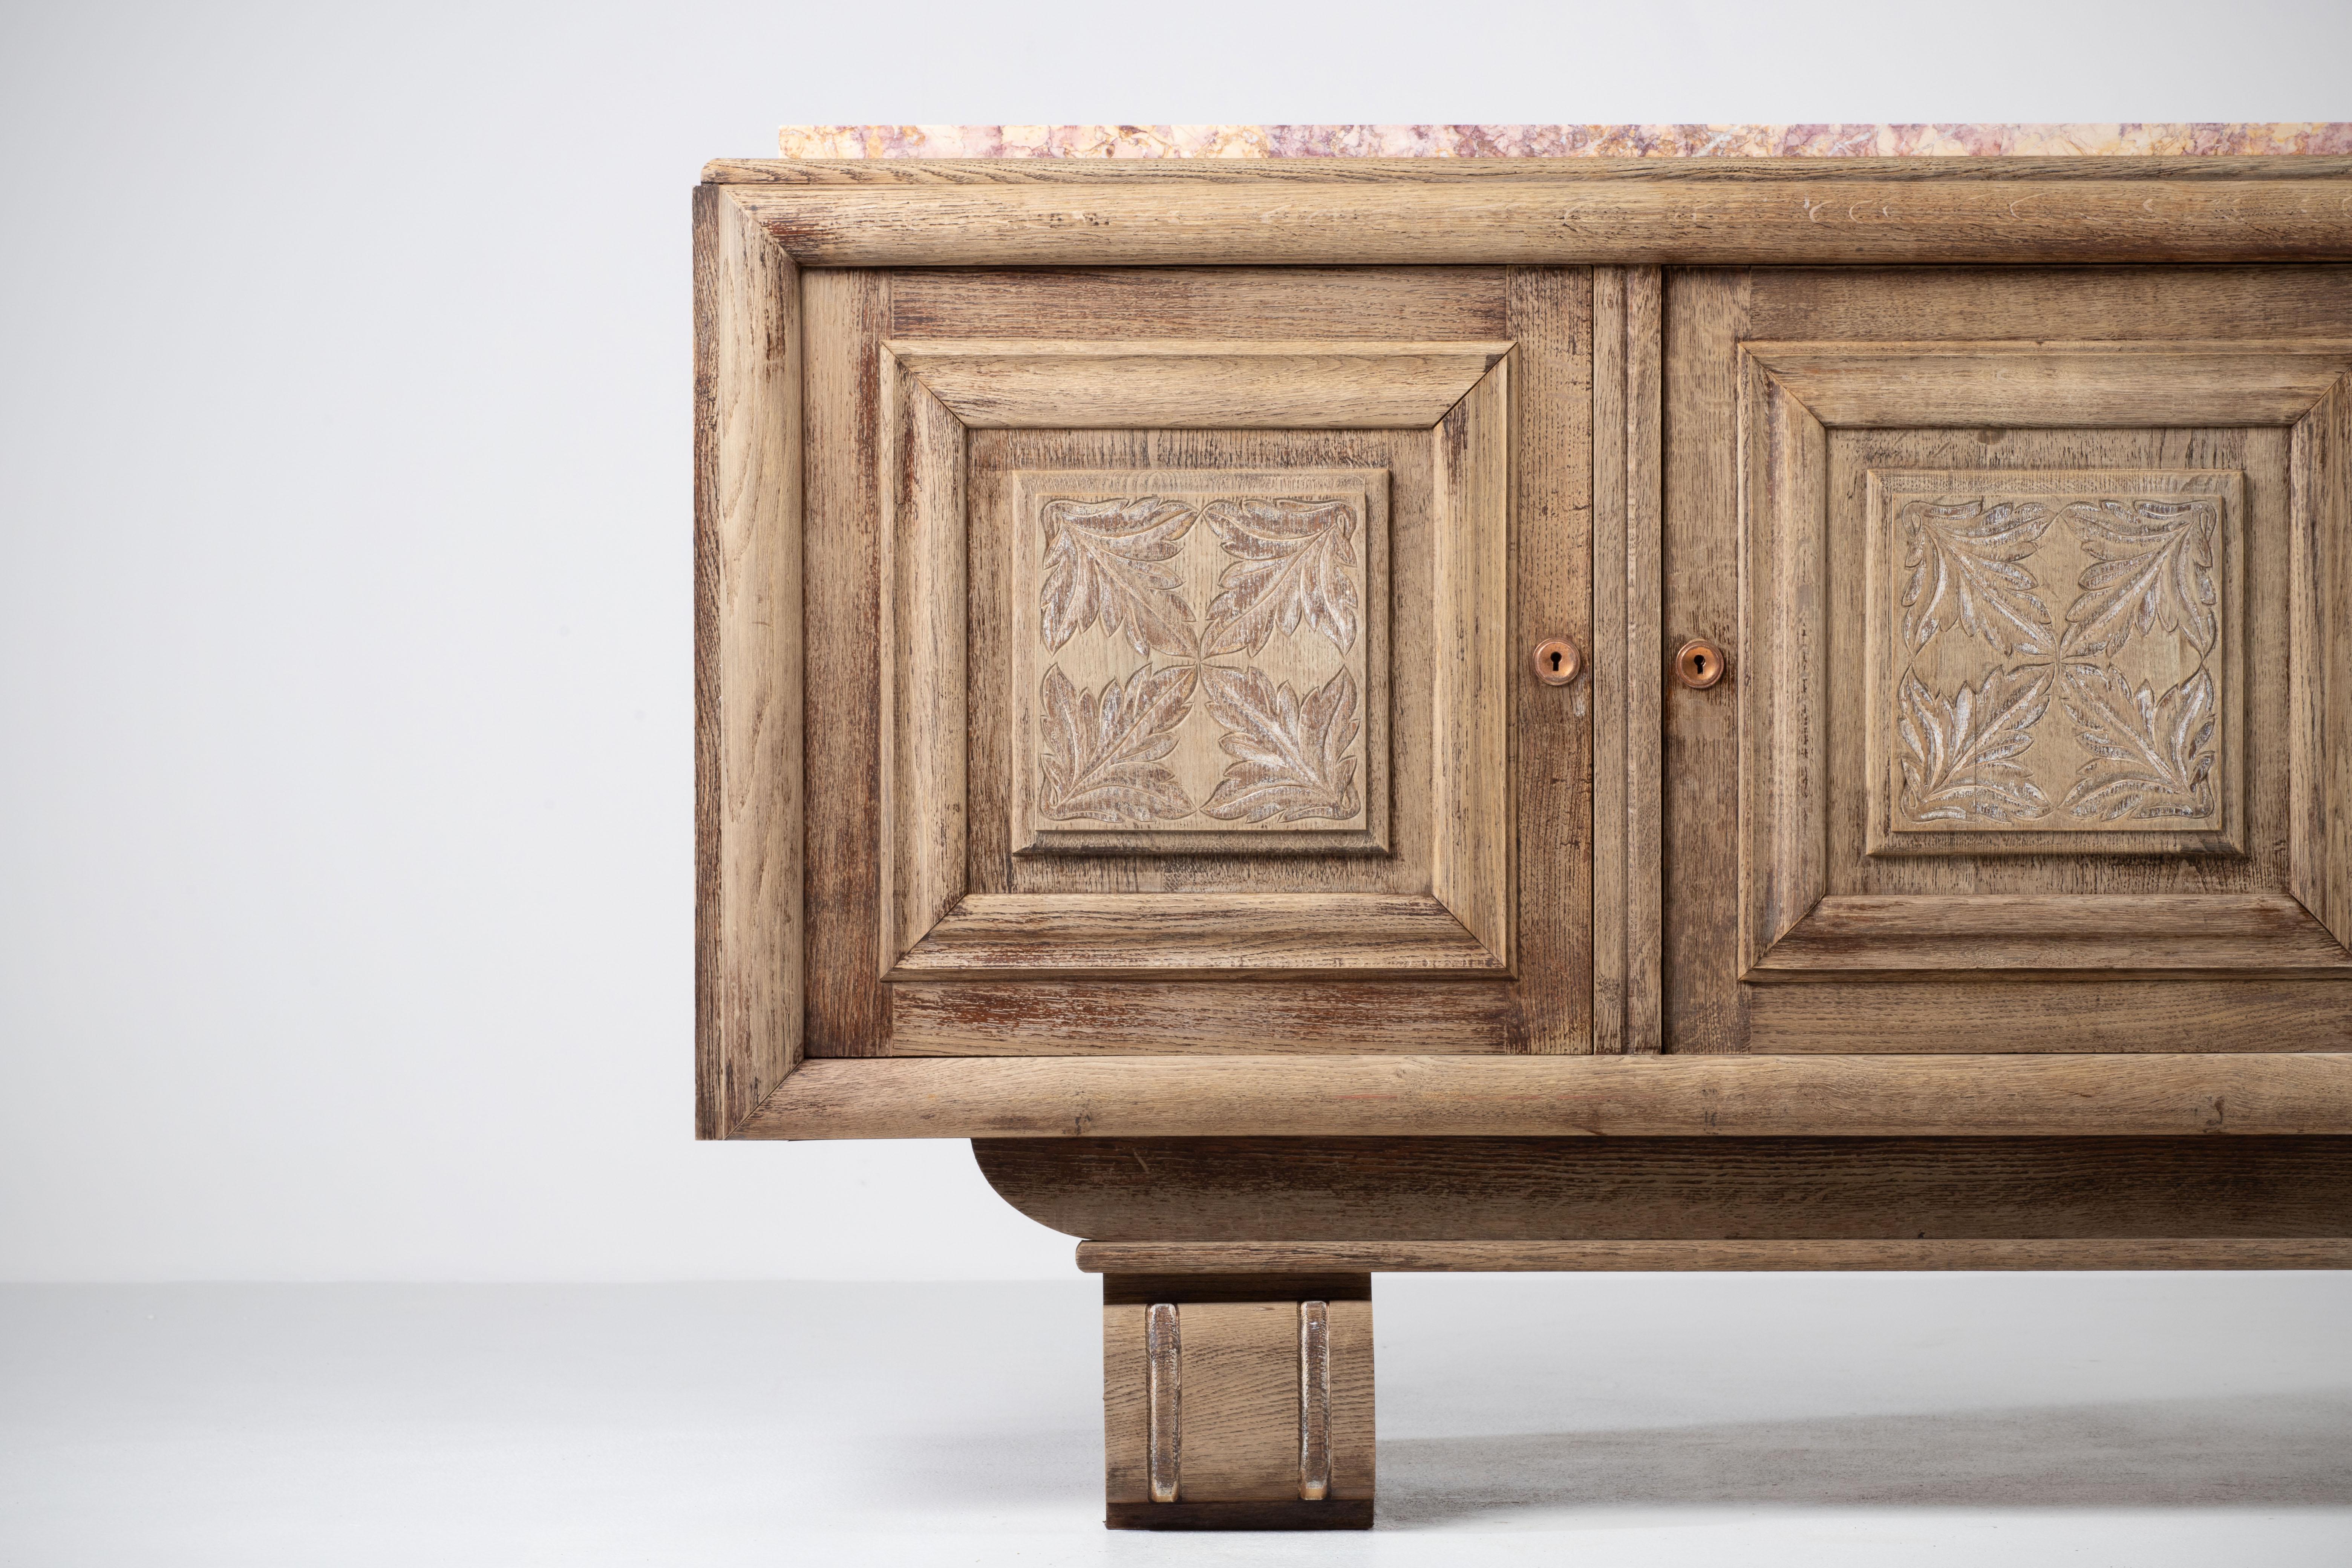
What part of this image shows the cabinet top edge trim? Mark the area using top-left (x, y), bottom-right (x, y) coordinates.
top-left (713, 179), bottom-right (2352, 267)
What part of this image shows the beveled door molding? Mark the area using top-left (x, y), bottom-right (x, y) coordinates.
top-left (1735, 338), bottom-right (2352, 979)
top-left (877, 335), bottom-right (1515, 979)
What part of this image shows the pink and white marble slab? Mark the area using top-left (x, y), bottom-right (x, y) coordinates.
top-left (778, 124), bottom-right (2352, 159)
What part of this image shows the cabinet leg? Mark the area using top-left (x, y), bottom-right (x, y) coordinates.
top-left (1101, 1272), bottom-right (1374, 1530)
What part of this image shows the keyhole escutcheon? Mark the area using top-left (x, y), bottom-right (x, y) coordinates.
top-left (1531, 638), bottom-right (1583, 686)
top-left (1674, 638), bottom-right (1729, 690)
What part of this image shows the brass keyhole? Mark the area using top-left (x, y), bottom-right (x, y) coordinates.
top-left (1531, 638), bottom-right (1582, 686)
top-left (1674, 638), bottom-right (1728, 690)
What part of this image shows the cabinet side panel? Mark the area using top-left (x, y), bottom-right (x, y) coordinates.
top-left (694, 187), bottom-right (804, 1134)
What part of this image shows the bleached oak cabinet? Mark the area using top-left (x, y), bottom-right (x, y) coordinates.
top-left (695, 157), bottom-right (2352, 1529)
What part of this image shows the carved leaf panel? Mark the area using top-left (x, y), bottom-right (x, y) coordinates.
top-left (2058, 663), bottom-right (2218, 821)
top-left (1038, 496), bottom-right (1200, 658)
top-left (1036, 663), bottom-right (1198, 824)
top-left (1894, 665), bottom-right (2055, 824)
top-left (1200, 498), bottom-right (1361, 657)
top-left (1899, 499), bottom-right (2056, 656)
top-left (2059, 498), bottom-right (2220, 658)
top-left (1011, 470), bottom-right (1386, 847)
top-left (1873, 471), bottom-right (2236, 850)
top-left (1199, 666), bottom-right (1363, 822)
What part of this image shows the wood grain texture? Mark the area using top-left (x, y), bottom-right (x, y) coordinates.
top-left (1660, 270), bottom-right (1749, 1052)
top-left (890, 267), bottom-right (1508, 341)
top-left (1738, 360), bottom-right (1830, 973)
top-left (1822, 429), bottom-right (2285, 914)
top-left (847, 276), bottom-right (1524, 1006)
top-left (1707, 273), bottom-right (2352, 1031)
top-left (887, 980), bottom-right (1517, 1054)
top-left (1432, 365), bottom-right (1514, 965)
top-left (1506, 267), bottom-right (1594, 1051)
top-left (1325, 1301), bottom-right (1372, 1504)
top-left (723, 179), bottom-right (2352, 267)
top-left (801, 268), bottom-right (891, 1055)
top-left (1079, 1239), bottom-right (2352, 1272)
top-left (975, 427), bottom-right (1429, 903)
top-left (1104, 1285), bottom-right (1372, 1514)
top-left (1750, 340), bottom-right (2352, 426)
top-left (2293, 376), bottom-right (2352, 945)
top-left (1753, 894), bottom-right (2352, 976)
top-left (1006, 468), bottom-right (1389, 856)
top-left (1166, 1302), bottom-right (1301, 1502)
top-left (893, 893), bottom-right (1503, 976)
top-left (739, 1053), bottom-right (2352, 1138)
top-left (692, 184), bottom-right (802, 1135)
top-left (887, 339), bottom-right (1510, 428)
top-left (988, 1135), bottom-right (2352, 1239)
top-left (1104, 1302), bottom-right (1152, 1503)
top-left (1745, 980), bottom-right (2352, 1051)
top-left (1862, 468), bottom-right (2245, 858)
top-left (878, 352), bottom-right (968, 972)
top-left (1591, 267), bottom-right (1663, 1053)
top-left (818, 268), bottom-right (1547, 1038)
top-left (709, 157), bottom-right (2352, 187)
top-left (1743, 266), bottom-right (2352, 344)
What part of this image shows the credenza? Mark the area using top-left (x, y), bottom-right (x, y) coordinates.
top-left (694, 150), bottom-right (2352, 1528)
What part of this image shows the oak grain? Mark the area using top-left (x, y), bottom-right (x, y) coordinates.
top-left (740, 1053), bottom-right (2352, 1138)
top-left (985, 1135), bottom-right (2352, 1239)
top-left (724, 179), bottom-right (2352, 267)
top-left (692, 185), bottom-right (802, 1133)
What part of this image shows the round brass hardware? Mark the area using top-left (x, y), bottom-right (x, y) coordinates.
top-left (1531, 638), bottom-right (1583, 686)
top-left (1674, 638), bottom-right (1729, 690)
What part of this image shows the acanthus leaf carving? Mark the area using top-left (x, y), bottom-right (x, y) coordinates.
top-left (2058, 498), bottom-right (2219, 658)
top-left (1038, 496), bottom-right (1199, 659)
top-left (1200, 497), bottom-right (1361, 658)
top-left (1894, 664), bottom-right (2056, 824)
top-left (2058, 663), bottom-right (2218, 821)
top-left (1035, 663), bottom-right (1198, 824)
top-left (1899, 499), bottom-right (2056, 656)
top-left (1199, 665), bottom-right (1363, 823)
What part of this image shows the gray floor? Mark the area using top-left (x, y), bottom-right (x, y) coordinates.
top-left (4, 1274), bottom-right (2348, 1566)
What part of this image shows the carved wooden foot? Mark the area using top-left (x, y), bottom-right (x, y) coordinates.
top-left (1101, 1272), bottom-right (1374, 1530)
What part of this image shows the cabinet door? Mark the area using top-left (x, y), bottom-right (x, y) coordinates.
top-left (1662, 266), bottom-right (2352, 1052)
top-left (802, 268), bottom-right (1591, 1056)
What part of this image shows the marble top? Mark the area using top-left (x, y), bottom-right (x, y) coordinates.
top-left (778, 124), bottom-right (2352, 159)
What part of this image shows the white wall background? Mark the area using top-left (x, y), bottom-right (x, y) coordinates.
top-left (2, 0), bottom-right (2346, 1282)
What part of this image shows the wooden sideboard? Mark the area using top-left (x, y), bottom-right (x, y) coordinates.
top-left (694, 156), bottom-right (2352, 1528)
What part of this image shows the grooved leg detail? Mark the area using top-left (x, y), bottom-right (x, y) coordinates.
top-left (1298, 1300), bottom-right (1331, 1501)
top-left (1145, 1303), bottom-right (1181, 1503)
top-left (1104, 1273), bottom-right (1373, 1530)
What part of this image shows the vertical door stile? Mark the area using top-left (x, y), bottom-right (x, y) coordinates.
top-left (1592, 266), bottom-right (1665, 1053)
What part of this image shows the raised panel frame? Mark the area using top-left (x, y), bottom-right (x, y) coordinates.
top-left (1738, 338), bottom-right (2352, 980)
top-left (879, 336), bottom-right (1515, 980)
